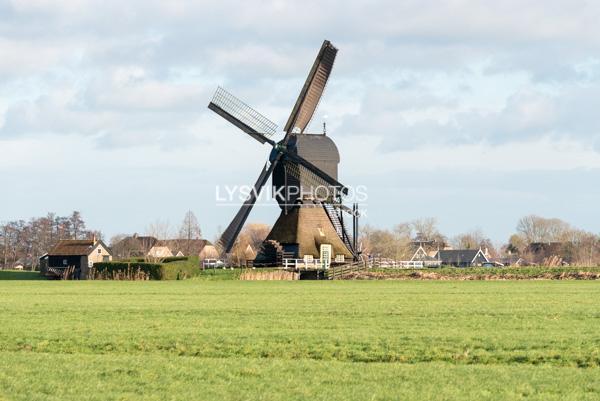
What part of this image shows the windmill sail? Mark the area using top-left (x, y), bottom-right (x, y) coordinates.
top-left (217, 156), bottom-right (282, 253)
top-left (209, 87), bottom-right (277, 144)
top-left (284, 40), bottom-right (337, 134)
top-left (285, 151), bottom-right (348, 195)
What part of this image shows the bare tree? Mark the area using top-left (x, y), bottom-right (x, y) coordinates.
top-left (410, 218), bottom-right (438, 239)
top-left (229, 223), bottom-right (271, 266)
top-left (452, 229), bottom-right (485, 249)
top-left (178, 210), bottom-right (202, 256)
top-left (69, 211), bottom-right (86, 239)
top-left (360, 225), bottom-right (412, 260)
top-left (506, 233), bottom-right (527, 255)
top-left (144, 220), bottom-right (172, 263)
top-left (393, 223), bottom-right (412, 239)
top-left (1, 223), bottom-right (9, 269)
top-left (0, 211), bottom-right (98, 269)
top-left (517, 215), bottom-right (571, 243)
top-left (145, 220), bottom-right (171, 240)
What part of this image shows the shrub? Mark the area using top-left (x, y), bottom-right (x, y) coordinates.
top-left (92, 262), bottom-right (163, 280)
top-left (160, 263), bottom-right (199, 280)
top-left (162, 256), bottom-right (189, 264)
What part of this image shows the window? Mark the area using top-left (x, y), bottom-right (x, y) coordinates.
top-left (98, 248), bottom-right (102, 254)
top-left (62, 259), bottom-right (68, 266)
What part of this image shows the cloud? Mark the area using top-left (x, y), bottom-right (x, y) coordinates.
top-left (2, 0), bottom-right (600, 240)
top-left (334, 81), bottom-right (600, 152)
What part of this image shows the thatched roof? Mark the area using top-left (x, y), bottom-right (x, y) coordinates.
top-left (265, 206), bottom-right (352, 258)
top-left (157, 239), bottom-right (210, 256)
top-left (48, 240), bottom-right (109, 256)
top-left (148, 246), bottom-right (173, 258)
top-left (199, 245), bottom-right (219, 259)
top-left (244, 244), bottom-right (257, 260)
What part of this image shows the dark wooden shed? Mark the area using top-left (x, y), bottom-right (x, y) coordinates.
top-left (42, 239), bottom-right (112, 279)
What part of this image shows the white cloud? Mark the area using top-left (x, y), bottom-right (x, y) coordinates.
top-left (2, 0), bottom-right (600, 240)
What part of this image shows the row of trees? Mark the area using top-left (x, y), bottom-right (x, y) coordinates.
top-left (508, 215), bottom-right (599, 265)
top-left (3, 211), bottom-right (598, 268)
top-left (0, 211), bottom-right (101, 269)
top-left (110, 211), bottom-right (203, 246)
top-left (360, 215), bottom-right (600, 266)
top-left (361, 217), bottom-right (453, 260)
top-left (109, 211), bottom-right (205, 260)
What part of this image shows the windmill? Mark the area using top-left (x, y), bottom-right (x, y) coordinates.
top-left (208, 40), bottom-right (358, 265)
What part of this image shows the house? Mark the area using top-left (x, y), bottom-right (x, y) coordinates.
top-left (113, 236), bottom-right (210, 260)
top-left (435, 248), bottom-right (489, 267)
top-left (147, 246), bottom-right (173, 258)
top-left (148, 239), bottom-right (210, 259)
top-left (410, 245), bottom-right (429, 261)
top-left (495, 255), bottom-right (526, 267)
top-left (162, 239), bottom-right (210, 257)
top-left (40, 239), bottom-right (112, 279)
top-left (410, 245), bottom-right (442, 267)
top-left (199, 244), bottom-right (219, 260)
top-left (112, 234), bottom-right (158, 259)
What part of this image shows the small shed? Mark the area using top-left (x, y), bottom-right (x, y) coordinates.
top-left (43, 239), bottom-right (112, 279)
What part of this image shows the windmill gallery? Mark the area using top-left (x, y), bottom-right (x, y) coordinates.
top-left (208, 40), bottom-right (361, 270)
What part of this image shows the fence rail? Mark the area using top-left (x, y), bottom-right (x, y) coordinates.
top-left (326, 260), bottom-right (368, 280)
top-left (368, 258), bottom-right (441, 269)
top-left (282, 258), bottom-right (324, 270)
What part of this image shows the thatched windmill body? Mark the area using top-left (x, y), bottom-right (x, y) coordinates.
top-left (208, 40), bottom-right (358, 265)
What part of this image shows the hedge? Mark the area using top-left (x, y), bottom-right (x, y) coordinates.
top-left (92, 262), bottom-right (163, 280)
top-left (160, 263), bottom-right (199, 280)
top-left (162, 257), bottom-right (189, 264)
top-left (126, 257), bottom-right (189, 264)
top-left (93, 261), bottom-right (202, 280)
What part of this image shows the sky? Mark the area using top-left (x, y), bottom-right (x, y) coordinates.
top-left (1, 0), bottom-right (600, 244)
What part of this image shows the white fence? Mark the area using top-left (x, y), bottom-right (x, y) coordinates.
top-left (368, 258), bottom-right (442, 269)
top-left (282, 258), bottom-right (325, 270)
top-left (282, 258), bottom-right (442, 270)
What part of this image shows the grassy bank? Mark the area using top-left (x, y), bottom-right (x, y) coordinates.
top-left (357, 265), bottom-right (600, 280)
top-left (0, 270), bottom-right (45, 280)
top-left (0, 280), bottom-right (599, 400)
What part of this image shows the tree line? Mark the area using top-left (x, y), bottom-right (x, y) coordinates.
top-left (361, 215), bottom-right (600, 266)
top-left (2, 211), bottom-right (599, 269)
top-left (0, 211), bottom-right (101, 269)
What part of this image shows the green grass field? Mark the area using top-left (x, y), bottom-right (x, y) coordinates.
top-left (1, 279), bottom-right (599, 400)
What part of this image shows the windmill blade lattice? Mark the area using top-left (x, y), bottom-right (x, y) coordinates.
top-left (209, 87), bottom-right (277, 144)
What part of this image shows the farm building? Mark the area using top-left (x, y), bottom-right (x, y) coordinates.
top-left (162, 239), bottom-right (210, 257)
top-left (494, 254), bottom-right (527, 266)
top-left (40, 239), bottom-right (112, 279)
top-left (147, 246), bottom-right (173, 258)
top-left (434, 248), bottom-right (489, 267)
top-left (148, 239), bottom-right (210, 258)
top-left (409, 245), bottom-right (441, 267)
top-left (113, 235), bottom-right (209, 259)
top-left (199, 244), bottom-right (219, 260)
top-left (111, 234), bottom-right (158, 259)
